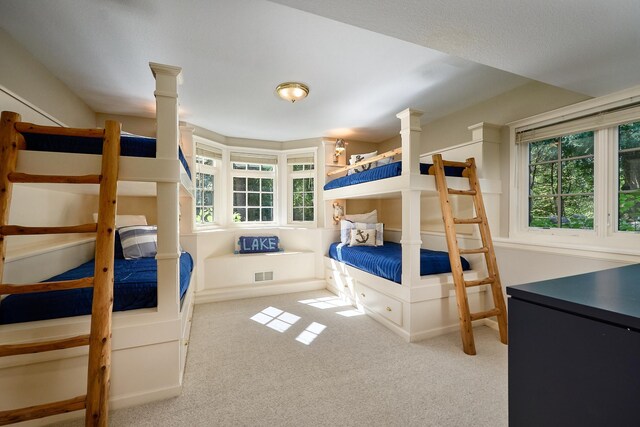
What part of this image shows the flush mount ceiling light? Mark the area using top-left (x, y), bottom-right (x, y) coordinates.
top-left (276, 82), bottom-right (309, 103)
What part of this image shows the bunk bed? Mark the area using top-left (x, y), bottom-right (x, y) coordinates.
top-left (0, 63), bottom-right (195, 420)
top-left (323, 110), bottom-right (505, 347)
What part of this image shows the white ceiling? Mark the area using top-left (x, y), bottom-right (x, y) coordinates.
top-left (1, 0), bottom-right (638, 142)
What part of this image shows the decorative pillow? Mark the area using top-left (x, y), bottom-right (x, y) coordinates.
top-left (118, 225), bottom-right (157, 260)
top-left (355, 222), bottom-right (384, 246)
top-left (237, 236), bottom-right (280, 254)
top-left (377, 156), bottom-right (393, 166)
top-left (347, 151), bottom-right (377, 175)
top-left (344, 209), bottom-right (377, 224)
top-left (340, 219), bottom-right (356, 245)
top-left (349, 228), bottom-right (377, 246)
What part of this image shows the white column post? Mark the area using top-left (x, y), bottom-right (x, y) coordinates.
top-left (150, 62), bottom-right (182, 319)
top-left (396, 108), bottom-right (424, 287)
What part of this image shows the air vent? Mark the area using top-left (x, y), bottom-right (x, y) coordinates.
top-left (254, 271), bottom-right (274, 282)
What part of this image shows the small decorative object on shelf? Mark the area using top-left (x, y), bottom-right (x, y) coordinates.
top-left (334, 138), bottom-right (346, 163)
top-left (332, 201), bottom-right (344, 225)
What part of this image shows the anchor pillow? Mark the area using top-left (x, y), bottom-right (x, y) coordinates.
top-left (355, 222), bottom-right (384, 246)
top-left (349, 228), bottom-right (377, 246)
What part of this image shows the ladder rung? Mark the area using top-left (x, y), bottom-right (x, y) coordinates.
top-left (0, 277), bottom-right (93, 295)
top-left (459, 247), bottom-right (489, 255)
top-left (447, 188), bottom-right (476, 196)
top-left (453, 217), bottom-right (483, 224)
top-left (465, 277), bottom-right (496, 287)
top-left (15, 122), bottom-right (104, 139)
top-left (470, 308), bottom-right (501, 321)
top-left (0, 334), bottom-right (90, 357)
top-left (0, 223), bottom-right (97, 236)
top-left (441, 160), bottom-right (471, 168)
top-left (0, 394), bottom-right (86, 425)
top-left (8, 172), bottom-right (100, 184)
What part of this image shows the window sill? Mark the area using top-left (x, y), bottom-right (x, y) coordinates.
top-left (495, 234), bottom-right (640, 262)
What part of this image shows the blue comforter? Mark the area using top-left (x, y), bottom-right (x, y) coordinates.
top-left (328, 242), bottom-right (469, 283)
top-left (22, 132), bottom-right (192, 179)
top-left (0, 252), bottom-right (194, 324)
top-left (323, 161), bottom-right (464, 190)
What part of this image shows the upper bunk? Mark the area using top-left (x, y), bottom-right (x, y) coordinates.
top-left (8, 63), bottom-right (193, 197)
top-left (323, 109), bottom-right (502, 201)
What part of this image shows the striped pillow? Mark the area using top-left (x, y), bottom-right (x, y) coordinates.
top-left (118, 225), bottom-right (157, 260)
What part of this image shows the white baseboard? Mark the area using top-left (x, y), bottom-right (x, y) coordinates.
top-left (195, 279), bottom-right (327, 303)
top-left (12, 384), bottom-right (182, 427)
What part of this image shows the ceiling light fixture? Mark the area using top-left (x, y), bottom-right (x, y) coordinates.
top-left (276, 82), bottom-right (309, 103)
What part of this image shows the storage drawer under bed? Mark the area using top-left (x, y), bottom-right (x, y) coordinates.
top-left (355, 283), bottom-right (403, 326)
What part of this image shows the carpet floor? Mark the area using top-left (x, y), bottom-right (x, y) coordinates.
top-left (54, 289), bottom-right (508, 426)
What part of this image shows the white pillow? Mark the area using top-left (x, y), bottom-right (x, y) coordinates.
top-left (347, 151), bottom-right (377, 175)
top-left (340, 219), bottom-right (356, 245)
top-left (355, 222), bottom-right (384, 246)
top-left (344, 209), bottom-right (377, 224)
top-left (349, 228), bottom-right (376, 246)
top-left (377, 156), bottom-right (393, 166)
top-left (92, 214), bottom-right (148, 228)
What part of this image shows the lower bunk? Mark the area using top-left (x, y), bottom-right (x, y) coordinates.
top-left (0, 249), bottom-right (196, 424)
top-left (325, 242), bottom-right (489, 342)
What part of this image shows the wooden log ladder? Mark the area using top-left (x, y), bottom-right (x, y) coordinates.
top-left (0, 111), bottom-right (120, 426)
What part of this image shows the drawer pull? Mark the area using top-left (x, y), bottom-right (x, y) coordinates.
top-left (344, 284), bottom-right (349, 288)
top-left (184, 340), bottom-right (189, 346)
top-left (386, 306), bottom-right (392, 312)
top-left (361, 293), bottom-right (365, 298)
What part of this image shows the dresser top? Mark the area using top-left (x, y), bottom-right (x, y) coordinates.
top-left (507, 264), bottom-right (640, 330)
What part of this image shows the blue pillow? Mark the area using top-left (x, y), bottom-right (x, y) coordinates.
top-left (237, 236), bottom-right (280, 254)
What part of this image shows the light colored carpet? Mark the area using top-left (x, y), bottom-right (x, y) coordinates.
top-left (54, 289), bottom-right (508, 426)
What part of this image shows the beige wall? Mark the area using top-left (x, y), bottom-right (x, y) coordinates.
top-left (0, 28), bottom-right (95, 127)
top-left (378, 81), bottom-right (591, 154)
top-left (96, 113), bottom-right (156, 137)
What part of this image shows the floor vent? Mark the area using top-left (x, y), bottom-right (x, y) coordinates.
top-left (254, 271), bottom-right (274, 282)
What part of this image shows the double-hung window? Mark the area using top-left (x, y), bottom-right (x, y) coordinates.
top-left (230, 153), bottom-right (277, 223)
top-left (528, 131), bottom-right (595, 229)
top-left (514, 95), bottom-right (640, 249)
top-left (195, 145), bottom-right (221, 227)
top-left (617, 121), bottom-right (640, 232)
top-left (287, 154), bottom-right (316, 223)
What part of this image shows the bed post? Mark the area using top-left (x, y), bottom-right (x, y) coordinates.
top-left (150, 62), bottom-right (183, 322)
top-left (396, 108), bottom-right (423, 288)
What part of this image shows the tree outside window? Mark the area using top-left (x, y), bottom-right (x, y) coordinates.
top-left (290, 163), bottom-right (314, 222)
top-left (528, 131), bottom-right (594, 229)
top-left (618, 121), bottom-right (640, 232)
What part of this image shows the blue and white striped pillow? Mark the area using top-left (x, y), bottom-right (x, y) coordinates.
top-left (118, 225), bottom-right (157, 260)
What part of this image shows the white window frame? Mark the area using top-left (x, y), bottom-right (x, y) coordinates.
top-left (288, 163), bottom-right (316, 224)
top-left (193, 140), bottom-right (222, 229)
top-left (509, 86), bottom-right (640, 252)
top-left (284, 149), bottom-right (318, 227)
top-left (230, 159), bottom-right (277, 225)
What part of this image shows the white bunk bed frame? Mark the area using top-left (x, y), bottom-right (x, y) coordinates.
top-left (0, 63), bottom-right (194, 422)
top-left (324, 109), bottom-right (503, 342)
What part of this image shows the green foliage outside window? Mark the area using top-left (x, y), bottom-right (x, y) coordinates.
top-left (528, 131), bottom-right (594, 229)
top-left (618, 122), bottom-right (640, 232)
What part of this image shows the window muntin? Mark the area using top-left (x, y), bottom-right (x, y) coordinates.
top-left (232, 162), bottom-right (275, 223)
top-left (289, 162), bottom-right (315, 223)
top-left (618, 121), bottom-right (640, 232)
top-left (528, 131), bottom-right (595, 230)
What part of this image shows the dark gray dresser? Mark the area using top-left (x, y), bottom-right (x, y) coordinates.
top-left (507, 264), bottom-right (640, 427)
